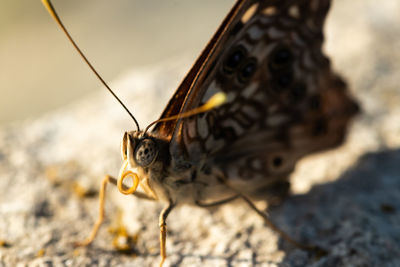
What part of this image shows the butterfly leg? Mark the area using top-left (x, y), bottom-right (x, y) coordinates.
top-left (159, 201), bottom-right (175, 267)
top-left (243, 193), bottom-right (327, 255)
top-left (75, 175), bottom-right (156, 247)
top-left (223, 182), bottom-right (327, 256)
top-left (74, 175), bottom-right (112, 247)
top-left (195, 194), bottom-right (239, 207)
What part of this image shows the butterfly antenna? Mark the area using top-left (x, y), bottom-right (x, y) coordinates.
top-left (144, 92), bottom-right (226, 134)
top-left (42, 0), bottom-right (140, 131)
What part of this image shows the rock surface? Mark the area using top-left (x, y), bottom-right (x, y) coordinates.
top-left (1, 0), bottom-right (400, 266)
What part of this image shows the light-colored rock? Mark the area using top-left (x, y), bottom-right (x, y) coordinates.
top-left (1, 0), bottom-right (399, 266)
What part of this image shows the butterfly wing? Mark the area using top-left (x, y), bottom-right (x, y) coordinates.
top-left (153, 0), bottom-right (256, 138)
top-left (153, 0), bottom-right (358, 195)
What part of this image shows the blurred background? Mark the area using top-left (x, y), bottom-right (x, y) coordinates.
top-left (2, 0), bottom-right (399, 127)
top-left (0, 0), bottom-right (234, 125)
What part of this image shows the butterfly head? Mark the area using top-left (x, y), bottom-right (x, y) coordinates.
top-left (116, 130), bottom-right (167, 200)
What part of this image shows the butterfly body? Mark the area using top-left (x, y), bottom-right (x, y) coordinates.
top-left (108, 0), bottom-right (360, 264)
top-left (121, 131), bottom-right (238, 205)
top-left (122, 0), bottom-right (359, 207)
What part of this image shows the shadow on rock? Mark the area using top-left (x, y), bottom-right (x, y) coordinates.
top-left (274, 149), bottom-right (400, 266)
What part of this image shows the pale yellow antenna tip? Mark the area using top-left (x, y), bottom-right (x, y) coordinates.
top-left (144, 91), bottom-right (227, 133)
top-left (204, 92), bottom-right (227, 109)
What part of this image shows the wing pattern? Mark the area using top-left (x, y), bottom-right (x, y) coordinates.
top-left (154, 0), bottom-right (358, 194)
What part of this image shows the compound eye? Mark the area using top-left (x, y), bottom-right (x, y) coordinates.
top-left (135, 138), bottom-right (158, 167)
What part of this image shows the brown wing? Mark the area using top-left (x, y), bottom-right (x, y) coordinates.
top-left (153, 0), bottom-right (257, 138)
top-left (156, 0), bottom-right (358, 191)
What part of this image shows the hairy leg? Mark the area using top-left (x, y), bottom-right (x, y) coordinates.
top-left (158, 201), bottom-right (175, 267)
top-left (75, 174), bottom-right (155, 247)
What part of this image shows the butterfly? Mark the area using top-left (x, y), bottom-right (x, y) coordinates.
top-left (42, 0), bottom-right (359, 266)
